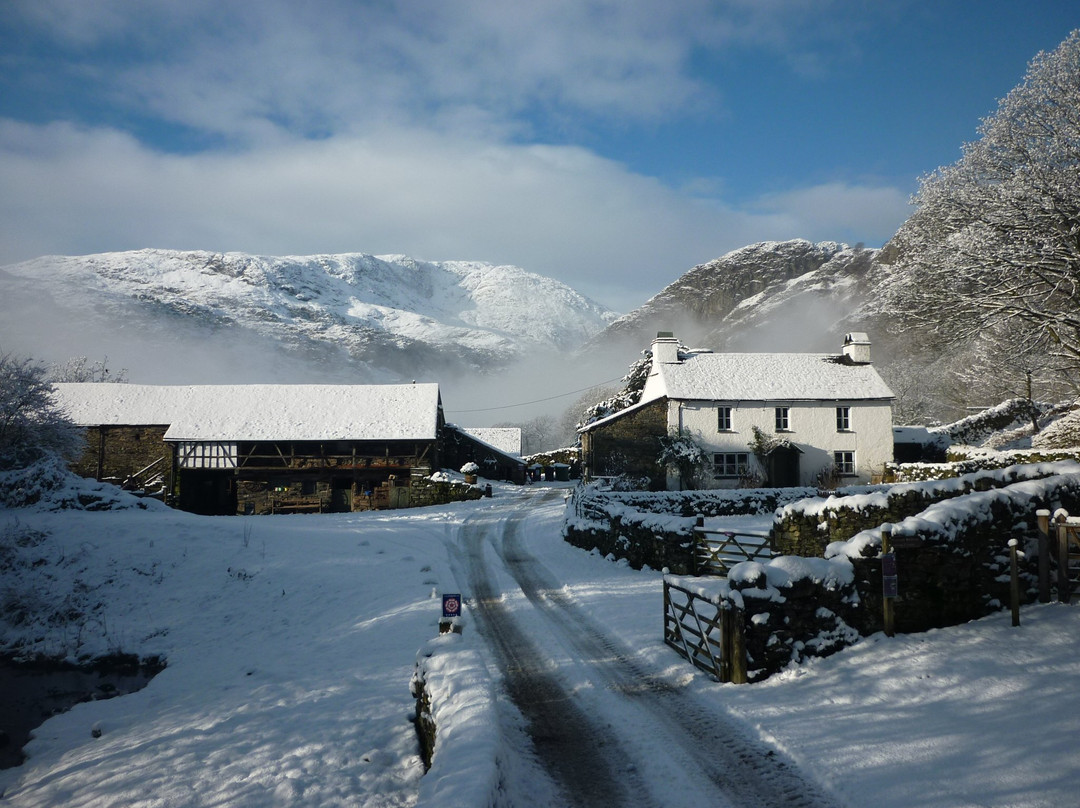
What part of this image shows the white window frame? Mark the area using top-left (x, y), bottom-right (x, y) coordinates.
top-left (714, 452), bottom-right (750, 479)
top-left (833, 450), bottom-right (856, 476)
top-left (836, 406), bottom-right (851, 432)
top-left (775, 406), bottom-right (790, 431)
top-left (718, 406), bottom-right (733, 432)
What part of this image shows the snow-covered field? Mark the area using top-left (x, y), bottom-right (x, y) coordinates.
top-left (1, 480), bottom-right (1078, 807)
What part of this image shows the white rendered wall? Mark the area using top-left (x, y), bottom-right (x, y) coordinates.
top-left (665, 399), bottom-right (893, 488)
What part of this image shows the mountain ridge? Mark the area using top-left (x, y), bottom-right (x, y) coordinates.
top-left (0, 248), bottom-right (619, 384)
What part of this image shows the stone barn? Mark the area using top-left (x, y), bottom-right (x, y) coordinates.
top-left (54, 382), bottom-right (464, 514)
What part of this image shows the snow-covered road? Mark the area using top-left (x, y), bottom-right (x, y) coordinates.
top-left (453, 489), bottom-right (843, 808)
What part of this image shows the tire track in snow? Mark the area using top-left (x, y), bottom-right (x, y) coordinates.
top-left (492, 497), bottom-right (846, 808)
top-left (458, 505), bottom-right (655, 808)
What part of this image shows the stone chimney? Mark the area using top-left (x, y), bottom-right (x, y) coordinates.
top-left (651, 332), bottom-right (681, 364)
top-left (842, 332), bottom-right (872, 364)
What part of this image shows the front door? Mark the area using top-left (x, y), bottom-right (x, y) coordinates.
top-left (767, 446), bottom-right (801, 487)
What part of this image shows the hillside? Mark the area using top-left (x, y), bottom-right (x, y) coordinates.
top-left (0, 249), bottom-right (618, 384)
top-left (584, 239), bottom-right (878, 356)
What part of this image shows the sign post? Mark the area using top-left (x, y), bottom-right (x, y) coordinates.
top-left (439, 593), bottom-right (462, 634)
top-left (1008, 539), bottom-right (1021, 627)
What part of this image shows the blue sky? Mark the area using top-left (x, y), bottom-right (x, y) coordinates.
top-left (0, 0), bottom-right (1076, 311)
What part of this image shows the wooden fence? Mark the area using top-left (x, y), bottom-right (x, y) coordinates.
top-left (1036, 509), bottom-right (1080, 603)
top-left (662, 579), bottom-right (747, 683)
top-left (692, 516), bottom-right (772, 575)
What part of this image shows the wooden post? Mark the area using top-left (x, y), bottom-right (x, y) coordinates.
top-left (729, 607), bottom-right (747, 684)
top-left (1055, 512), bottom-right (1071, 604)
top-left (1036, 509), bottom-right (1051, 603)
top-left (882, 525), bottom-right (895, 638)
top-left (693, 515), bottom-right (704, 575)
top-left (1008, 538), bottom-right (1021, 627)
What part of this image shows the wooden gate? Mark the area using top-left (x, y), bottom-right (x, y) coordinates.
top-left (663, 579), bottom-right (747, 683)
top-left (693, 522), bottom-right (772, 576)
top-left (1037, 509), bottom-right (1080, 603)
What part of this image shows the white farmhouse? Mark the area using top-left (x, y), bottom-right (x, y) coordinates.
top-left (580, 332), bottom-right (895, 489)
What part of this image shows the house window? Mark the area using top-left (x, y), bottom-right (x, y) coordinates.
top-left (775, 407), bottom-right (790, 431)
top-left (718, 406), bottom-right (733, 431)
top-left (836, 406), bottom-right (851, 431)
top-left (833, 451), bottom-right (856, 476)
top-left (714, 452), bottom-right (749, 478)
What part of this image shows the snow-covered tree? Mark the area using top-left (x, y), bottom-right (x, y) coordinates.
top-left (881, 30), bottom-right (1080, 371)
top-left (578, 352), bottom-right (652, 429)
top-left (656, 430), bottom-right (709, 490)
top-left (0, 352), bottom-right (82, 470)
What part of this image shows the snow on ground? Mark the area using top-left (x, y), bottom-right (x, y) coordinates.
top-left (1, 482), bottom-right (1079, 807)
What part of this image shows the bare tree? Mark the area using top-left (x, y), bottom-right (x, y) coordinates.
top-left (881, 30), bottom-right (1080, 373)
top-left (48, 355), bottom-right (128, 383)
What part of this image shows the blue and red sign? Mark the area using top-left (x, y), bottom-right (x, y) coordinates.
top-left (442, 593), bottom-right (462, 619)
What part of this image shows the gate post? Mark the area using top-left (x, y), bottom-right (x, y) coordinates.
top-left (729, 607), bottom-right (747, 684)
top-left (1036, 509), bottom-right (1051, 603)
top-left (1055, 511), bottom-right (1071, 604)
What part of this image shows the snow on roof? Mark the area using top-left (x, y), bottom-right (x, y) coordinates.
top-left (647, 352), bottom-right (894, 402)
top-left (461, 427), bottom-right (522, 456)
top-left (53, 383), bottom-right (442, 441)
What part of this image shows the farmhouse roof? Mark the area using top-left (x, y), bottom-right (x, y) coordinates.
top-left (53, 383), bottom-right (443, 441)
top-left (644, 352), bottom-right (894, 403)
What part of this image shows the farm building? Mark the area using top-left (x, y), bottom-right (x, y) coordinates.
top-left (53, 382), bottom-right (524, 515)
top-left (579, 332), bottom-right (895, 489)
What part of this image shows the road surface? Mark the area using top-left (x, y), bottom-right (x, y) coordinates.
top-left (450, 489), bottom-right (845, 808)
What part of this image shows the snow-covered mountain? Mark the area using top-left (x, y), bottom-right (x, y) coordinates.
top-left (584, 239), bottom-right (878, 356)
top-left (0, 249), bottom-right (618, 383)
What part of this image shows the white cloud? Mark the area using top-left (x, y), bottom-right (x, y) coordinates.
top-left (0, 120), bottom-right (909, 312)
top-left (1, 1), bottom-right (915, 312)
top-left (751, 182), bottom-right (913, 246)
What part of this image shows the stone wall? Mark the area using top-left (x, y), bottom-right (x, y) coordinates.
top-left (729, 560), bottom-right (861, 681)
top-left (566, 509), bottom-right (699, 573)
top-left (564, 484), bottom-right (812, 574)
top-left (773, 462), bottom-right (1080, 558)
top-left (828, 472), bottom-right (1080, 634)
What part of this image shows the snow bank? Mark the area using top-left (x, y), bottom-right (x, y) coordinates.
top-left (413, 634), bottom-right (501, 808)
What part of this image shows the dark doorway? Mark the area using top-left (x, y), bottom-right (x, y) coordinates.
top-left (330, 478), bottom-right (353, 513)
top-left (766, 445), bottom-right (802, 487)
top-left (178, 470), bottom-right (237, 515)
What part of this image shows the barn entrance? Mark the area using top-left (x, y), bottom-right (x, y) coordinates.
top-left (330, 478), bottom-right (353, 513)
top-left (177, 470), bottom-right (237, 515)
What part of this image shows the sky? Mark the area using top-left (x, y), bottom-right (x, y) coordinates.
top-left (0, 1), bottom-right (1077, 312)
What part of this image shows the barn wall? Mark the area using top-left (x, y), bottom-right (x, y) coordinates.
top-left (71, 425), bottom-right (172, 493)
top-left (581, 399), bottom-right (668, 489)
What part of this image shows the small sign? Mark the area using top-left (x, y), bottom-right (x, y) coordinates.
top-left (881, 552), bottom-right (897, 577)
top-left (882, 552), bottom-right (898, 598)
top-left (442, 594), bottom-right (462, 619)
top-left (889, 535), bottom-right (924, 550)
top-left (883, 575), bottom-right (898, 598)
